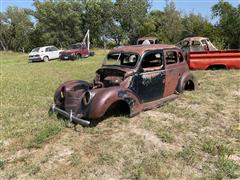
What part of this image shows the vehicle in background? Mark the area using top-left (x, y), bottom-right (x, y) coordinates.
top-left (59, 30), bottom-right (94, 61)
top-left (51, 44), bottom-right (197, 126)
top-left (59, 43), bottom-right (90, 60)
top-left (137, 37), bottom-right (160, 45)
top-left (113, 37), bottom-right (160, 49)
top-left (28, 46), bottom-right (61, 62)
top-left (177, 37), bottom-right (240, 70)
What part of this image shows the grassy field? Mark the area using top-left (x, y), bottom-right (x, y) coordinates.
top-left (0, 51), bottom-right (239, 179)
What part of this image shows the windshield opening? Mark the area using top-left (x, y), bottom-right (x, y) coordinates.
top-left (103, 52), bottom-right (139, 68)
top-left (69, 43), bottom-right (86, 49)
top-left (31, 47), bottom-right (40, 52)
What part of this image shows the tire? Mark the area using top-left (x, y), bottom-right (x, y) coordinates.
top-left (43, 56), bottom-right (49, 62)
top-left (89, 51), bottom-right (95, 56)
top-left (76, 54), bottom-right (81, 60)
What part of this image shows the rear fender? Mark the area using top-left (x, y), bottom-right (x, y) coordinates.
top-left (87, 87), bottom-right (142, 119)
top-left (176, 72), bottom-right (198, 93)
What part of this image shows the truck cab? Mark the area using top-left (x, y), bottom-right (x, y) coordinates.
top-left (59, 43), bottom-right (90, 60)
top-left (137, 37), bottom-right (160, 45)
top-left (177, 37), bottom-right (240, 70)
top-left (177, 37), bottom-right (218, 53)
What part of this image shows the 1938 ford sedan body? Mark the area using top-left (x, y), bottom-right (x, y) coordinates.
top-left (52, 45), bottom-right (198, 126)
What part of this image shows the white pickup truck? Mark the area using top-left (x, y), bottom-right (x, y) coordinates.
top-left (28, 46), bottom-right (62, 62)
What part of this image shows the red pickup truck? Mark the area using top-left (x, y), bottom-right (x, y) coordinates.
top-left (177, 37), bottom-right (240, 70)
top-left (59, 43), bottom-right (90, 60)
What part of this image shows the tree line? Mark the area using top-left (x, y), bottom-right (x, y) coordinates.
top-left (0, 0), bottom-right (239, 52)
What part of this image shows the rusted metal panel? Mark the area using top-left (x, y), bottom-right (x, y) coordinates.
top-left (110, 44), bottom-right (176, 55)
top-left (188, 51), bottom-right (240, 69)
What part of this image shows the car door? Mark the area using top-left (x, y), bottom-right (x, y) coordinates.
top-left (81, 44), bottom-right (89, 57)
top-left (45, 47), bottom-right (53, 59)
top-left (163, 49), bottom-right (180, 97)
top-left (134, 50), bottom-right (166, 103)
top-left (51, 46), bottom-right (60, 59)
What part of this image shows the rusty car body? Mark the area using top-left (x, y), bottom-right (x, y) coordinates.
top-left (52, 44), bottom-right (198, 126)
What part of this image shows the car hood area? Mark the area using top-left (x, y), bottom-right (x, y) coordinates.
top-left (61, 49), bottom-right (80, 54)
top-left (29, 52), bottom-right (40, 56)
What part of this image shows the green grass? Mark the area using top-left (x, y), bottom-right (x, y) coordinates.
top-left (0, 51), bottom-right (239, 179)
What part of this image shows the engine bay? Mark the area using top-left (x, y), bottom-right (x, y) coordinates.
top-left (94, 68), bottom-right (126, 87)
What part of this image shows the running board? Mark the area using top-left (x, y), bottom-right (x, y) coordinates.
top-left (143, 94), bottom-right (178, 111)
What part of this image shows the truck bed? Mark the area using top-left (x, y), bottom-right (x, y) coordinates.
top-left (188, 50), bottom-right (240, 70)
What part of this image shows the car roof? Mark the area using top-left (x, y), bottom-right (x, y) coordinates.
top-left (34, 46), bottom-right (55, 49)
top-left (137, 37), bottom-right (159, 41)
top-left (110, 44), bottom-right (179, 55)
top-left (181, 37), bottom-right (208, 42)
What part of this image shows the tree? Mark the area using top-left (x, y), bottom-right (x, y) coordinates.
top-left (182, 13), bottom-right (211, 37)
top-left (114, 0), bottom-right (150, 44)
top-left (82, 0), bottom-right (114, 47)
top-left (161, 1), bottom-right (183, 43)
top-left (0, 6), bottom-right (33, 51)
top-left (212, 0), bottom-right (240, 49)
top-left (31, 0), bottom-right (84, 48)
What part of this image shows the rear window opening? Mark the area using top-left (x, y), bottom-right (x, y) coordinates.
top-left (166, 51), bottom-right (177, 64)
top-left (142, 52), bottom-right (163, 68)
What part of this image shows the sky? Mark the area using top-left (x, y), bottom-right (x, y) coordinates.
top-left (0, 0), bottom-right (239, 24)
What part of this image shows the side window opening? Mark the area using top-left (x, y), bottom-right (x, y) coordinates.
top-left (178, 52), bottom-right (184, 62)
top-left (201, 40), bottom-right (207, 45)
top-left (166, 51), bottom-right (177, 65)
top-left (149, 40), bottom-right (154, 44)
top-left (142, 52), bottom-right (163, 69)
top-left (190, 40), bottom-right (205, 52)
top-left (45, 48), bottom-right (50, 52)
top-left (192, 40), bottom-right (201, 46)
top-left (201, 39), bottom-right (209, 51)
top-left (51, 46), bottom-right (58, 51)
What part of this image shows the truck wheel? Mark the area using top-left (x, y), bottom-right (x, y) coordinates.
top-left (89, 52), bottom-right (95, 56)
top-left (76, 54), bottom-right (81, 60)
top-left (43, 56), bottom-right (49, 62)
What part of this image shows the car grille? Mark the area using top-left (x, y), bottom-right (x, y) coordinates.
top-left (60, 52), bottom-right (71, 56)
top-left (29, 55), bottom-right (40, 58)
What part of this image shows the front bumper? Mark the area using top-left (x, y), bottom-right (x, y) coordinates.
top-left (51, 104), bottom-right (90, 126)
top-left (59, 54), bottom-right (76, 60)
top-left (29, 57), bottom-right (42, 62)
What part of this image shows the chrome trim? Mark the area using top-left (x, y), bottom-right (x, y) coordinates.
top-left (52, 104), bottom-right (90, 126)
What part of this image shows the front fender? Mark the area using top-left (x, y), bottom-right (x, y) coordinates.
top-left (86, 86), bottom-right (142, 119)
top-left (54, 80), bottom-right (90, 107)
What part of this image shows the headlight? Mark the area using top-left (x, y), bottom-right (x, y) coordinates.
top-left (71, 53), bottom-right (75, 56)
top-left (83, 91), bottom-right (93, 105)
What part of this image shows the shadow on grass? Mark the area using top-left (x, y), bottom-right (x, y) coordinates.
top-left (48, 105), bottom-right (129, 129)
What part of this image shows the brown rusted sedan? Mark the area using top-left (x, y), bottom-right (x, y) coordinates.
top-left (51, 44), bottom-right (198, 126)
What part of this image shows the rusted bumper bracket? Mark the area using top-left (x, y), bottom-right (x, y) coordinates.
top-left (51, 104), bottom-right (90, 126)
